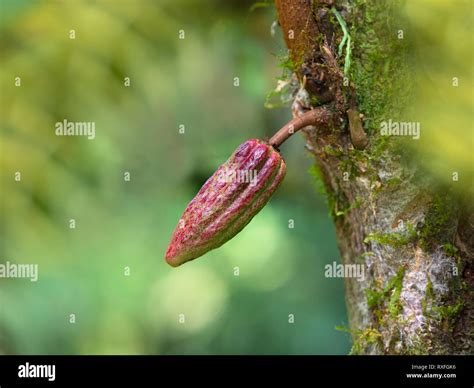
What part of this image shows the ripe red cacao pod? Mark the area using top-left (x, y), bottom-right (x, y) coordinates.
top-left (165, 139), bottom-right (286, 267)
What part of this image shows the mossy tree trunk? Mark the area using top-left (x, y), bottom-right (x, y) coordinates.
top-left (274, 0), bottom-right (473, 354)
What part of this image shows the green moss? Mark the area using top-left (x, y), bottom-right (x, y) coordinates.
top-left (424, 298), bottom-right (464, 335)
top-left (336, 325), bottom-right (382, 355)
top-left (423, 273), bottom-right (463, 332)
top-left (366, 288), bottom-right (383, 310)
top-left (366, 266), bottom-right (406, 323)
top-left (385, 177), bottom-right (403, 186)
top-left (310, 95), bottom-right (320, 106)
top-left (338, 156), bottom-right (360, 179)
top-left (278, 55), bottom-right (295, 72)
top-left (309, 164), bottom-right (356, 221)
top-left (264, 54), bottom-right (296, 109)
top-left (323, 145), bottom-right (344, 157)
top-left (432, 301), bottom-right (463, 321)
top-left (308, 164), bottom-right (327, 196)
top-left (419, 194), bottom-right (458, 250)
top-left (388, 276), bottom-right (404, 318)
top-left (364, 223), bottom-right (417, 248)
top-left (350, 0), bottom-right (413, 149)
top-left (443, 243), bottom-right (459, 257)
top-left (335, 197), bottom-right (362, 217)
top-left (404, 339), bottom-right (432, 356)
top-left (422, 277), bottom-right (434, 316)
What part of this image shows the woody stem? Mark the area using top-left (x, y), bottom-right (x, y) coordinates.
top-left (269, 107), bottom-right (332, 148)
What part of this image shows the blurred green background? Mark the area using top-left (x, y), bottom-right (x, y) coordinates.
top-left (0, 0), bottom-right (349, 354)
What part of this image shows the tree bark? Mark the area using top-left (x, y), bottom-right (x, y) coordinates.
top-left (275, 0), bottom-right (473, 354)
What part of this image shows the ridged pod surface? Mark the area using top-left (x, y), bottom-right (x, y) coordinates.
top-left (165, 139), bottom-right (286, 267)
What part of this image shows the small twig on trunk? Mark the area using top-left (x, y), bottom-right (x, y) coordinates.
top-left (269, 107), bottom-right (332, 148)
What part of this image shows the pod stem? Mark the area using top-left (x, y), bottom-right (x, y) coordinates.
top-left (269, 107), bottom-right (332, 148)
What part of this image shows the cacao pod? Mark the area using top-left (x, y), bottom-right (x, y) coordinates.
top-left (165, 139), bottom-right (286, 267)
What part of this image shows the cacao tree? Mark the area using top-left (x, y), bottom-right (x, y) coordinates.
top-left (272, 0), bottom-right (473, 355)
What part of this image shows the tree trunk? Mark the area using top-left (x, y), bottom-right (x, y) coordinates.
top-left (274, 0), bottom-right (473, 354)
